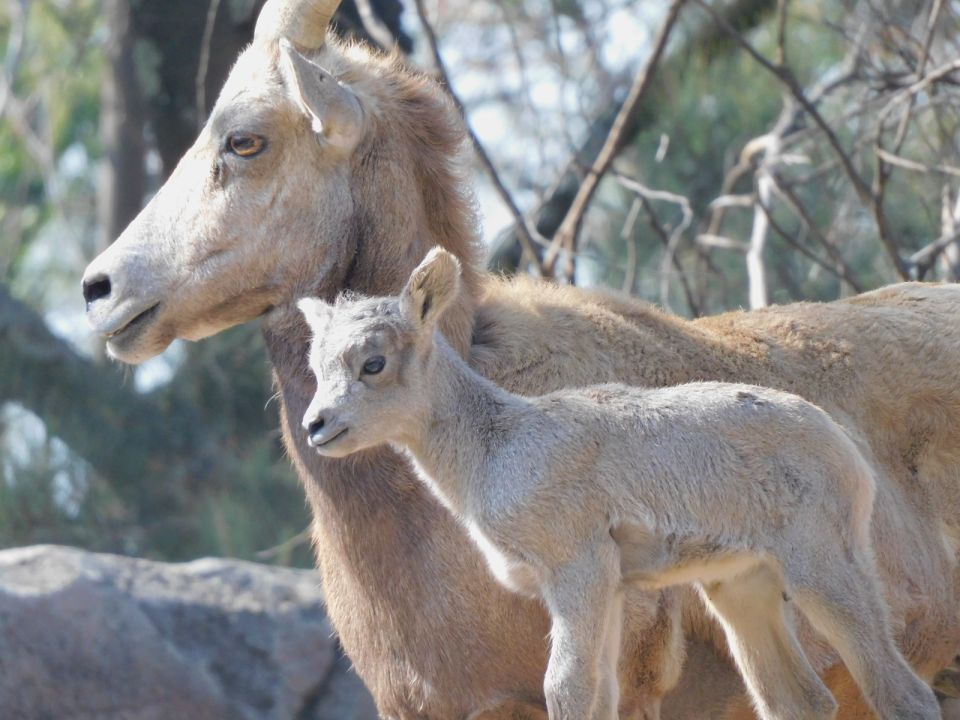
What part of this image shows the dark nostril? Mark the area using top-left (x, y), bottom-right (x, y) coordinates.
top-left (307, 417), bottom-right (325, 437)
top-left (82, 275), bottom-right (112, 306)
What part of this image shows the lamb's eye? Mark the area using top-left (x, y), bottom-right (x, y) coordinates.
top-left (362, 355), bottom-right (386, 375)
top-left (226, 133), bottom-right (265, 158)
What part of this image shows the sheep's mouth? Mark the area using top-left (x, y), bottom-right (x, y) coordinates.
top-left (106, 303), bottom-right (160, 345)
top-left (312, 427), bottom-right (349, 448)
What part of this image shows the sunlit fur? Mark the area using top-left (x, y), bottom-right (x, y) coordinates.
top-left (82, 0), bottom-right (960, 717)
top-left (300, 249), bottom-right (940, 720)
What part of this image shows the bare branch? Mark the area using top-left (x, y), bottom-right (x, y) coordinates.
top-left (710, 194), bottom-right (756, 210)
top-left (693, 0), bottom-right (916, 280)
top-left (491, 0), bottom-right (777, 276)
top-left (768, 178), bottom-right (865, 293)
top-left (937, 184), bottom-right (960, 280)
top-left (354, 0), bottom-right (398, 50)
top-left (747, 171), bottom-right (773, 308)
top-left (541, 0), bottom-right (688, 281)
top-left (874, 148), bottom-right (960, 178)
top-left (918, 0), bottom-right (944, 78)
top-left (620, 198), bottom-right (641, 295)
top-left (876, 59), bottom-right (960, 124)
top-left (412, 0), bottom-right (546, 276)
top-left (255, 525), bottom-right (312, 560)
top-left (911, 228), bottom-right (960, 279)
top-left (692, 0), bottom-right (873, 203)
top-left (757, 192), bottom-right (862, 292)
top-left (196, 0), bottom-right (222, 129)
top-left (0, 0), bottom-right (27, 121)
top-left (775, 0), bottom-right (789, 67)
top-left (696, 234), bottom-right (750, 251)
top-left (615, 174), bottom-right (693, 312)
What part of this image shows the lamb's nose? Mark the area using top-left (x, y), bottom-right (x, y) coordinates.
top-left (82, 274), bottom-right (112, 308)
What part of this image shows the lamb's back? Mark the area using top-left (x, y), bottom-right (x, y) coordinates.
top-left (527, 381), bottom-right (856, 539)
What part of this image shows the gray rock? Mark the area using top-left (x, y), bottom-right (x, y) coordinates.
top-left (0, 545), bottom-right (377, 720)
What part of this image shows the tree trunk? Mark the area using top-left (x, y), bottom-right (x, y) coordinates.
top-left (97, 0), bottom-right (145, 254)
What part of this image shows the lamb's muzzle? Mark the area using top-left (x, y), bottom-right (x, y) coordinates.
top-left (302, 410), bottom-right (348, 449)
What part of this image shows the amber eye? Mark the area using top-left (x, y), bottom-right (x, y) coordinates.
top-left (226, 133), bottom-right (265, 158)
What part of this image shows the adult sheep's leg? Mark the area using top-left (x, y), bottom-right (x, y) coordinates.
top-left (787, 552), bottom-right (939, 720)
top-left (619, 587), bottom-right (685, 720)
top-left (473, 703), bottom-right (549, 719)
top-left (699, 563), bottom-right (837, 720)
top-left (542, 542), bottom-right (622, 720)
top-left (718, 664), bottom-right (878, 720)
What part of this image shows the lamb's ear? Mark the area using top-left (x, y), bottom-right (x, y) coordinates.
top-left (401, 248), bottom-right (462, 330)
top-left (279, 40), bottom-right (363, 151)
top-left (297, 297), bottom-right (333, 329)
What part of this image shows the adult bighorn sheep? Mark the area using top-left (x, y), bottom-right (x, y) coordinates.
top-left (298, 247), bottom-right (941, 720)
top-left (82, 0), bottom-right (960, 717)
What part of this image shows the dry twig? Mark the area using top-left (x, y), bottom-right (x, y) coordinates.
top-left (196, 0), bottom-right (222, 128)
top-left (615, 174), bottom-right (700, 315)
top-left (542, 0), bottom-right (688, 282)
top-left (413, 0), bottom-right (547, 276)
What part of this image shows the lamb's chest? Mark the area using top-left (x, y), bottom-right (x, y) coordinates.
top-left (464, 519), bottom-right (542, 598)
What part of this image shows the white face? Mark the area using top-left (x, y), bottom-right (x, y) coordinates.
top-left (81, 42), bottom-right (363, 364)
top-left (299, 297), bottom-right (424, 457)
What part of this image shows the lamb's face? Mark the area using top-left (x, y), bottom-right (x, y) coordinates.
top-left (298, 296), bottom-right (424, 457)
top-left (298, 246), bottom-right (462, 457)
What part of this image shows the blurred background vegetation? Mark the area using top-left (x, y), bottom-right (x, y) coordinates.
top-left (1, 0), bottom-right (958, 566)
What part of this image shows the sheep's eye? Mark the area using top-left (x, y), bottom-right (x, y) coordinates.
top-left (362, 355), bottom-right (386, 375)
top-left (226, 133), bottom-right (265, 158)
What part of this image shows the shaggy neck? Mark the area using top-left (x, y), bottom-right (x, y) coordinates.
top-left (259, 102), bottom-right (486, 568)
top-left (400, 335), bottom-right (526, 518)
top-left (256, 51), bottom-right (523, 677)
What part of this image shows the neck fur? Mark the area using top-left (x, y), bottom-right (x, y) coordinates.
top-left (399, 334), bottom-right (524, 517)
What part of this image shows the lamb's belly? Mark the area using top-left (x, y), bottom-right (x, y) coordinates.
top-left (634, 552), bottom-right (763, 589)
top-left (614, 521), bottom-right (764, 589)
top-left (465, 521), bottom-right (542, 598)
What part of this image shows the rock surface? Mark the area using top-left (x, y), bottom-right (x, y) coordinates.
top-left (0, 545), bottom-right (377, 720)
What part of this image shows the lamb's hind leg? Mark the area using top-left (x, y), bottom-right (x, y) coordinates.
top-left (786, 550), bottom-right (939, 720)
top-left (699, 562), bottom-right (837, 720)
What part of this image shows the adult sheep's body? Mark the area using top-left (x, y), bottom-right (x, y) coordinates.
top-left (82, 1), bottom-right (960, 717)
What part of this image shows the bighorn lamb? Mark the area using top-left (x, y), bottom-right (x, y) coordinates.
top-left (82, 0), bottom-right (960, 716)
top-left (298, 248), bottom-right (940, 720)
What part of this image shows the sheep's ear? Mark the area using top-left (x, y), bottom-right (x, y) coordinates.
top-left (297, 297), bottom-right (333, 328)
top-left (401, 247), bottom-right (462, 330)
top-left (279, 40), bottom-right (363, 151)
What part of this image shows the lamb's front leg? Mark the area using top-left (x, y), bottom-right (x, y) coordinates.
top-left (542, 540), bottom-right (622, 720)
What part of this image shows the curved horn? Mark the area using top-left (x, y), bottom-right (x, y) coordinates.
top-left (254, 0), bottom-right (341, 51)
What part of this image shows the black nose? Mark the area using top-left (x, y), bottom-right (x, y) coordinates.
top-left (82, 274), bottom-right (112, 307)
top-left (307, 416), bottom-right (325, 438)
